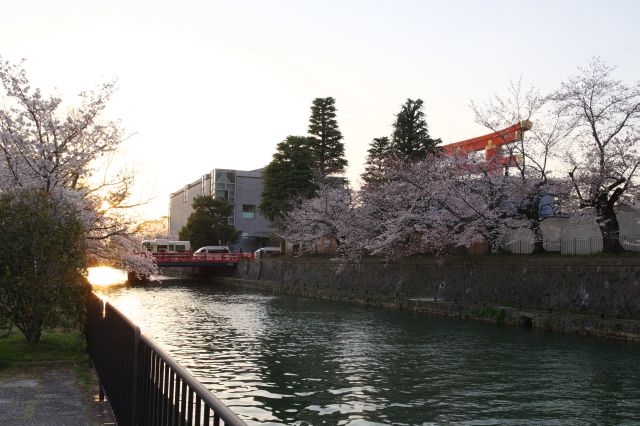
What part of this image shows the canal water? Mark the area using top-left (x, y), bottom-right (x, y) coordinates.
top-left (99, 279), bottom-right (640, 425)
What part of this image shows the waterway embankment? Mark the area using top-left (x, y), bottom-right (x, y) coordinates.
top-left (226, 255), bottom-right (640, 341)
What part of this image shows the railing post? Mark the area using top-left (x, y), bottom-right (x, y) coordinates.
top-left (98, 296), bottom-right (106, 401)
top-left (131, 326), bottom-right (141, 425)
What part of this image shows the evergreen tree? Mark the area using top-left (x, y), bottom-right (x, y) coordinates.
top-left (308, 97), bottom-right (348, 176)
top-left (362, 136), bottom-right (392, 183)
top-left (391, 98), bottom-right (441, 161)
top-left (260, 136), bottom-right (317, 222)
top-left (179, 196), bottom-right (240, 249)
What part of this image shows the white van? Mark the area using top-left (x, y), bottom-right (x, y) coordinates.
top-left (254, 247), bottom-right (281, 258)
top-left (194, 246), bottom-right (231, 256)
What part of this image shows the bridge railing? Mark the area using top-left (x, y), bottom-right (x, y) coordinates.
top-left (151, 252), bottom-right (255, 263)
top-left (86, 291), bottom-right (247, 426)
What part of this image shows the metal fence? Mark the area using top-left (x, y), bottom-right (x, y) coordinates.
top-left (560, 237), bottom-right (604, 255)
top-left (621, 235), bottom-right (640, 252)
top-left (503, 236), bottom-right (640, 255)
top-left (86, 291), bottom-right (246, 426)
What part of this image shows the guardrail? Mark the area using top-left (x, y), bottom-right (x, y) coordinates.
top-left (87, 291), bottom-right (246, 426)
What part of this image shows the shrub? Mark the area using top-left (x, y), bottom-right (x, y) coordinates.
top-left (0, 189), bottom-right (88, 343)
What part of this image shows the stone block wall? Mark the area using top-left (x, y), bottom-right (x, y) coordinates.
top-left (237, 256), bottom-right (640, 319)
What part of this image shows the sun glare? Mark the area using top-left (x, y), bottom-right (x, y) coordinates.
top-left (87, 266), bottom-right (128, 286)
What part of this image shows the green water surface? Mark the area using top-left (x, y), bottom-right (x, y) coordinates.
top-left (102, 280), bottom-right (640, 425)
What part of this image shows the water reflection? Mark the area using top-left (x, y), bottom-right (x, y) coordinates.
top-left (101, 281), bottom-right (640, 425)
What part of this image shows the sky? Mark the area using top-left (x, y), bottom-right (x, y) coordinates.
top-left (2, 0), bottom-right (639, 219)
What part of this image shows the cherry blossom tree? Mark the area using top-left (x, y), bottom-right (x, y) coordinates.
top-left (277, 60), bottom-right (640, 261)
top-left (281, 155), bottom-right (532, 262)
top-left (471, 79), bottom-right (573, 252)
top-left (0, 57), bottom-right (156, 276)
top-left (137, 216), bottom-right (170, 239)
top-left (275, 180), bottom-right (352, 254)
top-left (554, 58), bottom-right (640, 252)
top-left (372, 156), bottom-right (532, 256)
top-left (349, 157), bottom-right (455, 259)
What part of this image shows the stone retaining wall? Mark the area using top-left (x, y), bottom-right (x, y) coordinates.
top-left (230, 255), bottom-right (640, 340)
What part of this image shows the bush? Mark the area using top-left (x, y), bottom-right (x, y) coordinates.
top-left (0, 189), bottom-right (88, 344)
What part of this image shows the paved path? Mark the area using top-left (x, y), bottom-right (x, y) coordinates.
top-left (0, 363), bottom-right (115, 426)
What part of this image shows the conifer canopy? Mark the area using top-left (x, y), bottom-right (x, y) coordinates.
top-left (308, 97), bottom-right (347, 176)
top-left (391, 98), bottom-right (441, 161)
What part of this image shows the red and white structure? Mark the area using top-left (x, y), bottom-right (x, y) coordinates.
top-left (442, 120), bottom-right (532, 169)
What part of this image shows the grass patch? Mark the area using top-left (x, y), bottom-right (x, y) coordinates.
top-left (477, 306), bottom-right (507, 324)
top-left (0, 331), bottom-right (87, 370)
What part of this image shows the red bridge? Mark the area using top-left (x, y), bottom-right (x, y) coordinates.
top-left (152, 252), bottom-right (255, 267)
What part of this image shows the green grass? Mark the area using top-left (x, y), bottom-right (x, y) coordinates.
top-left (0, 331), bottom-right (87, 370)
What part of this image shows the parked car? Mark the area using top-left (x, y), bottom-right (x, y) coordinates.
top-left (194, 246), bottom-right (231, 256)
top-left (254, 247), bottom-right (281, 258)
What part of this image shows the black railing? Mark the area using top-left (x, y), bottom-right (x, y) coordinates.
top-left (86, 291), bottom-right (246, 426)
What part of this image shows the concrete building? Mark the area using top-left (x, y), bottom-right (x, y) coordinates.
top-left (169, 168), bottom-right (271, 252)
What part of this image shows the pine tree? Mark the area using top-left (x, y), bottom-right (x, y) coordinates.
top-left (308, 97), bottom-right (348, 176)
top-left (362, 136), bottom-right (392, 183)
top-left (391, 98), bottom-right (441, 161)
top-left (260, 136), bottom-right (317, 221)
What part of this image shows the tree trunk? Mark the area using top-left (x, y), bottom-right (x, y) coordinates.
top-left (17, 318), bottom-right (43, 344)
top-left (485, 226), bottom-right (502, 254)
top-left (530, 220), bottom-right (546, 254)
top-left (597, 204), bottom-right (623, 253)
top-left (26, 326), bottom-right (42, 344)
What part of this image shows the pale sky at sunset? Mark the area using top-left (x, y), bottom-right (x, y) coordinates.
top-left (3, 0), bottom-right (639, 219)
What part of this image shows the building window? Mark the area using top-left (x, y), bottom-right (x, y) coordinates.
top-left (213, 169), bottom-right (238, 226)
top-left (242, 204), bottom-right (256, 219)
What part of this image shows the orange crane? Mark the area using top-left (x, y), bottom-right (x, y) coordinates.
top-left (442, 120), bottom-right (532, 167)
